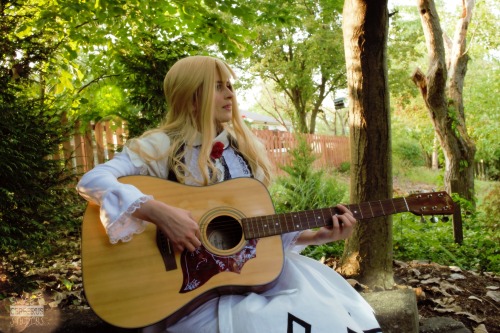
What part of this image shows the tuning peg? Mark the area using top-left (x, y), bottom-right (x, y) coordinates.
top-left (442, 216), bottom-right (449, 222)
top-left (430, 216), bottom-right (438, 223)
top-left (420, 215), bottom-right (426, 223)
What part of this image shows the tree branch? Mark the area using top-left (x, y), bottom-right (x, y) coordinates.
top-left (77, 74), bottom-right (121, 94)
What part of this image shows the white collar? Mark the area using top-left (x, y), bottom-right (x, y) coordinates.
top-left (192, 129), bottom-right (230, 148)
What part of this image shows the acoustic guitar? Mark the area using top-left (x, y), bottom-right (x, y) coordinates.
top-left (81, 176), bottom-right (454, 328)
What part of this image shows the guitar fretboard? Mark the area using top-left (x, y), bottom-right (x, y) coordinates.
top-left (242, 197), bottom-right (411, 240)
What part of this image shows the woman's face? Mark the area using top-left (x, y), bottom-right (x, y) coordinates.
top-left (213, 71), bottom-right (234, 124)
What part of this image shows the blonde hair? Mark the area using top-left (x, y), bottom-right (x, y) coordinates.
top-left (128, 56), bottom-right (272, 186)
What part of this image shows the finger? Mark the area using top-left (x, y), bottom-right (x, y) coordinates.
top-left (184, 242), bottom-right (196, 253)
top-left (331, 214), bottom-right (341, 229)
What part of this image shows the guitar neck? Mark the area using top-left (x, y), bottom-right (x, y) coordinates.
top-left (242, 197), bottom-right (410, 240)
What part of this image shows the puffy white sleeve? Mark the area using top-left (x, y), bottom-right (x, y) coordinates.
top-left (76, 131), bottom-right (171, 244)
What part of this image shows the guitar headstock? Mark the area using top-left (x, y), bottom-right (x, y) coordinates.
top-left (406, 191), bottom-right (455, 216)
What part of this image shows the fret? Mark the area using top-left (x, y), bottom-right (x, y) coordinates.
top-left (348, 204), bottom-right (362, 220)
top-left (296, 212), bottom-right (303, 231)
top-left (274, 215), bottom-right (282, 234)
top-left (379, 200), bottom-right (385, 216)
top-left (368, 201), bottom-right (375, 217)
top-left (357, 203), bottom-right (364, 219)
top-left (281, 214), bottom-right (288, 233)
top-left (320, 209), bottom-right (327, 228)
top-left (269, 214), bottom-right (276, 235)
top-left (265, 215), bottom-right (271, 236)
top-left (390, 198), bottom-right (398, 215)
top-left (255, 215), bottom-right (262, 238)
top-left (244, 216), bottom-right (254, 239)
top-left (402, 197), bottom-right (410, 212)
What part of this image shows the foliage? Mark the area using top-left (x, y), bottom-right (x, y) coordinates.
top-left (247, 0), bottom-right (346, 134)
top-left (338, 161), bottom-right (350, 174)
top-left (0, 1), bottom-right (84, 256)
top-left (392, 137), bottom-right (426, 168)
top-left (114, 35), bottom-right (202, 137)
top-left (269, 135), bottom-right (348, 259)
top-left (392, 208), bottom-right (499, 273)
top-left (387, 4), bottom-right (426, 105)
top-left (0, 91), bottom-right (84, 254)
top-left (269, 136), bottom-right (348, 213)
top-left (464, 58), bottom-right (500, 180)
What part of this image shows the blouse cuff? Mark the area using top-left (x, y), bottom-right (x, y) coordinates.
top-left (104, 195), bottom-right (153, 244)
top-left (282, 231), bottom-right (306, 253)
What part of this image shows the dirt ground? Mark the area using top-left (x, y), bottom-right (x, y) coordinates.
top-left (392, 260), bottom-right (500, 333)
top-left (1, 255), bottom-right (499, 333)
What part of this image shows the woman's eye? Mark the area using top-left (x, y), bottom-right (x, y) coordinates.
top-left (216, 82), bottom-right (232, 92)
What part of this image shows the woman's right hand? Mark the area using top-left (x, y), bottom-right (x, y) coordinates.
top-left (132, 199), bottom-right (201, 252)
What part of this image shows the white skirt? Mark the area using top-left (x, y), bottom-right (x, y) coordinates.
top-left (167, 252), bottom-right (381, 333)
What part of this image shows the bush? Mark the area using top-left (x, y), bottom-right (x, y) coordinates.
top-left (0, 86), bottom-right (84, 256)
top-left (269, 135), bottom-right (348, 259)
top-left (270, 135), bottom-right (348, 213)
top-left (393, 137), bottom-right (426, 167)
top-left (392, 208), bottom-right (499, 273)
top-left (338, 161), bottom-right (350, 174)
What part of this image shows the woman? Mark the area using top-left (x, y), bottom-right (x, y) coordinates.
top-left (77, 55), bottom-right (381, 333)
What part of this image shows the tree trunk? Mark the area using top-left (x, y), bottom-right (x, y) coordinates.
top-left (432, 135), bottom-right (439, 170)
top-left (340, 0), bottom-right (394, 289)
top-left (412, 0), bottom-right (476, 202)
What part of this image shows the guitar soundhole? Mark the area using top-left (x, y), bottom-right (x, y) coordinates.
top-left (206, 215), bottom-right (242, 250)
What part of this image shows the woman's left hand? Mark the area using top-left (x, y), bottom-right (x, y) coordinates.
top-left (295, 204), bottom-right (357, 246)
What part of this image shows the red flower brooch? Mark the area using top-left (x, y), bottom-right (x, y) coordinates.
top-left (210, 141), bottom-right (225, 159)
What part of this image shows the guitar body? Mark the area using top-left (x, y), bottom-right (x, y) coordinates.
top-left (81, 176), bottom-right (283, 329)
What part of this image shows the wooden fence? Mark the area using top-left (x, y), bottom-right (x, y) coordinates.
top-left (61, 120), bottom-right (350, 177)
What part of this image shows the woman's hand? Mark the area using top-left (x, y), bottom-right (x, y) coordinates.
top-left (132, 199), bottom-right (201, 252)
top-left (296, 204), bottom-right (357, 246)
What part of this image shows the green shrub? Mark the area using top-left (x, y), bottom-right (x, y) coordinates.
top-left (393, 137), bottom-right (426, 167)
top-left (269, 135), bottom-right (348, 259)
top-left (270, 135), bottom-right (348, 214)
top-left (392, 210), bottom-right (499, 273)
top-left (0, 87), bottom-right (84, 257)
top-left (338, 161), bottom-right (350, 174)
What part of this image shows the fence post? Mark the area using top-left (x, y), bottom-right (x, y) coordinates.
top-left (452, 201), bottom-right (463, 244)
top-left (94, 122), bottom-right (105, 164)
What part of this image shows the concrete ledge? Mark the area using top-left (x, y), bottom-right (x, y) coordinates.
top-left (363, 289), bottom-right (419, 333)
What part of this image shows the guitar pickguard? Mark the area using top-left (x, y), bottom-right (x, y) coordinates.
top-left (179, 239), bottom-right (259, 293)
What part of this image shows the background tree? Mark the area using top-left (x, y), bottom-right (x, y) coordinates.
top-left (340, 0), bottom-right (394, 289)
top-left (0, 0), bottom-right (80, 253)
top-left (248, 0), bottom-right (346, 134)
top-left (0, 0), bottom-right (255, 253)
top-left (412, 0), bottom-right (477, 202)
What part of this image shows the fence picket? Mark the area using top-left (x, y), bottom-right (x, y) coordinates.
top-left (67, 122), bottom-right (350, 176)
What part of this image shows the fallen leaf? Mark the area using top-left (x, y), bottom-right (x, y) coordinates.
top-left (486, 291), bottom-right (500, 303)
top-left (421, 277), bottom-right (441, 285)
top-left (430, 286), bottom-right (452, 297)
top-left (439, 280), bottom-right (464, 293)
top-left (48, 300), bottom-right (61, 308)
top-left (473, 324), bottom-right (488, 333)
top-left (449, 273), bottom-right (466, 280)
top-left (456, 311), bottom-right (484, 323)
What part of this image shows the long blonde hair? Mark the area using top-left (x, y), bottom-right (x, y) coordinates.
top-left (129, 56), bottom-right (272, 186)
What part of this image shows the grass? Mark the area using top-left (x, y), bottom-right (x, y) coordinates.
top-left (276, 165), bottom-right (499, 273)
